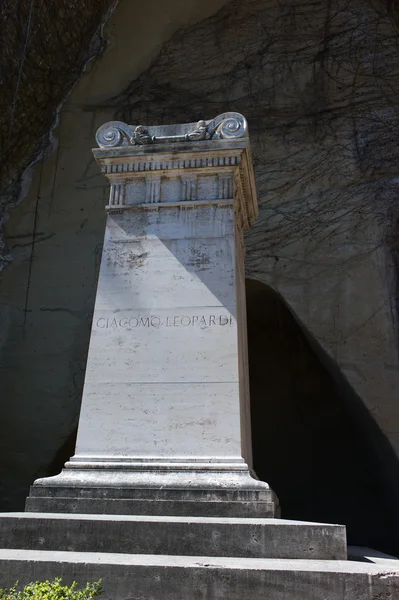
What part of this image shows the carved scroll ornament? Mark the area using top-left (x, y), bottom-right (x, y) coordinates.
top-left (95, 112), bottom-right (248, 149)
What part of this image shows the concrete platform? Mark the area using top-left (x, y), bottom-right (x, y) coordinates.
top-left (0, 550), bottom-right (398, 600)
top-left (0, 513), bottom-right (346, 560)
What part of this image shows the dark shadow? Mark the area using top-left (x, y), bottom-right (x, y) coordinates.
top-left (22, 427), bottom-right (79, 507)
top-left (246, 278), bottom-right (399, 555)
top-left (45, 427), bottom-right (78, 479)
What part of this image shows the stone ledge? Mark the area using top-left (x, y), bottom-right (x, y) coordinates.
top-left (25, 497), bottom-right (277, 518)
top-left (26, 484), bottom-right (279, 518)
top-left (0, 514), bottom-right (346, 560)
top-left (105, 198), bottom-right (234, 213)
top-left (0, 550), bottom-right (398, 600)
top-left (28, 485), bottom-right (269, 500)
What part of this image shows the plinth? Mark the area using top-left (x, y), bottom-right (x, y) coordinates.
top-left (26, 113), bottom-right (278, 517)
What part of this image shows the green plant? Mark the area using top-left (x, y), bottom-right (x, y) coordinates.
top-left (0, 579), bottom-right (104, 600)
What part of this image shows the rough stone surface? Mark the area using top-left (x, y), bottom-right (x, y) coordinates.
top-left (0, 551), bottom-right (398, 600)
top-left (0, 0), bottom-right (115, 267)
top-left (0, 514), bottom-right (347, 560)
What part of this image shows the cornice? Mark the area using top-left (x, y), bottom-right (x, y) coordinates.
top-left (92, 112), bottom-right (258, 228)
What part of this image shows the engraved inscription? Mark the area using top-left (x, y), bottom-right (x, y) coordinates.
top-left (95, 314), bottom-right (234, 330)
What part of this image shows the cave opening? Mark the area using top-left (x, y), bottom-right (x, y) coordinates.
top-left (246, 277), bottom-right (399, 556)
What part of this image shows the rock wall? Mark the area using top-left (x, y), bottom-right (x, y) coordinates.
top-left (1, 0), bottom-right (399, 548)
top-left (0, 0), bottom-right (115, 268)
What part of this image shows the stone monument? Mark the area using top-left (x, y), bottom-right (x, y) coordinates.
top-left (26, 112), bottom-right (278, 517)
top-left (0, 114), bottom-right (397, 600)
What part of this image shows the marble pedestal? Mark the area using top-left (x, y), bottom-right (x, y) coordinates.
top-left (27, 113), bottom-right (277, 517)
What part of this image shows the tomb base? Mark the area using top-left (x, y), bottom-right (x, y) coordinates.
top-left (26, 458), bottom-right (279, 517)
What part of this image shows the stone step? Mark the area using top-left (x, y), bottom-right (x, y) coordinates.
top-left (28, 486), bottom-right (274, 500)
top-left (0, 549), bottom-right (398, 600)
top-left (0, 513), bottom-right (346, 560)
top-left (25, 496), bottom-right (276, 517)
top-left (26, 484), bottom-right (279, 518)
